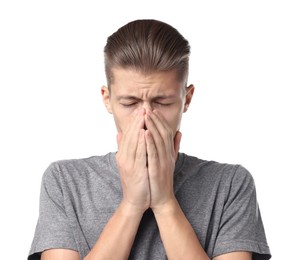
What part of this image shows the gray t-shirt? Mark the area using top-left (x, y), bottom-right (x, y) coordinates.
top-left (28, 152), bottom-right (271, 259)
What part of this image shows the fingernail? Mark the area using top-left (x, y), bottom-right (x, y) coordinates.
top-left (139, 108), bottom-right (145, 115)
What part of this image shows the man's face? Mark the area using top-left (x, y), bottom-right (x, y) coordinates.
top-left (102, 68), bottom-right (194, 136)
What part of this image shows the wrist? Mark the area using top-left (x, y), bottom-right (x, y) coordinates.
top-left (119, 200), bottom-right (147, 217)
top-left (151, 197), bottom-right (180, 217)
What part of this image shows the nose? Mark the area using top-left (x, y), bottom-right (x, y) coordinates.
top-left (142, 102), bottom-right (153, 112)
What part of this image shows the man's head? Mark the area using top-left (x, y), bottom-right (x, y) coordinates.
top-left (104, 19), bottom-right (190, 88)
top-left (102, 19), bottom-right (194, 135)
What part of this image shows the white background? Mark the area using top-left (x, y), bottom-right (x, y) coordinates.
top-left (0, 0), bottom-right (295, 259)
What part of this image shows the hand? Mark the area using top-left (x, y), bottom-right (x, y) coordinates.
top-left (144, 109), bottom-right (182, 213)
top-left (116, 109), bottom-right (150, 214)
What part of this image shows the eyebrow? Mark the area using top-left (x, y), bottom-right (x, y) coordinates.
top-left (117, 95), bottom-right (177, 101)
top-left (117, 95), bottom-right (140, 101)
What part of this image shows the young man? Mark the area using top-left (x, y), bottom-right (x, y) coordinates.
top-left (28, 19), bottom-right (271, 260)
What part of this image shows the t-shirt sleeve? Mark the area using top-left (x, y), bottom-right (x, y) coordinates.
top-left (213, 165), bottom-right (271, 259)
top-left (28, 162), bottom-right (78, 260)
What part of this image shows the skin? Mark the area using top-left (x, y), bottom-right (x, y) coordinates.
top-left (41, 68), bottom-right (252, 260)
top-left (103, 68), bottom-right (194, 214)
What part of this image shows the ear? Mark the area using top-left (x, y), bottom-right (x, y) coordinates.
top-left (101, 86), bottom-right (113, 114)
top-left (183, 84), bottom-right (195, 112)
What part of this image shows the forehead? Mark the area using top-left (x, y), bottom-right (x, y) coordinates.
top-left (110, 68), bottom-right (184, 94)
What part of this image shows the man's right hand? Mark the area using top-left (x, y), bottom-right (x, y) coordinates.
top-left (116, 108), bottom-right (150, 215)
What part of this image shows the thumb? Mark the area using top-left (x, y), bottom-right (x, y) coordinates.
top-left (174, 131), bottom-right (182, 161)
top-left (116, 132), bottom-right (122, 147)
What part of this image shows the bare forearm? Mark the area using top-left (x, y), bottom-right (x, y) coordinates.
top-left (84, 202), bottom-right (143, 260)
top-left (153, 199), bottom-right (210, 260)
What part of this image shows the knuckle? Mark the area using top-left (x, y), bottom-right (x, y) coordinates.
top-left (136, 150), bottom-right (146, 159)
top-left (150, 152), bottom-right (158, 159)
top-left (163, 129), bottom-right (172, 140)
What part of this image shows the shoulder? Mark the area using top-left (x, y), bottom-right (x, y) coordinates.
top-left (41, 152), bottom-right (116, 185)
top-left (181, 153), bottom-right (254, 189)
top-left (182, 153), bottom-right (251, 175)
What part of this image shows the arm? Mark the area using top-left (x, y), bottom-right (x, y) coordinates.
top-left (40, 225), bottom-right (251, 260)
top-left (39, 177), bottom-right (144, 260)
top-left (145, 110), bottom-right (209, 260)
top-left (85, 109), bottom-right (150, 260)
top-left (40, 109), bottom-right (148, 260)
top-left (40, 223), bottom-right (251, 260)
top-left (154, 203), bottom-right (252, 260)
top-left (153, 199), bottom-right (210, 260)
top-left (41, 249), bottom-right (80, 260)
top-left (145, 110), bottom-right (255, 260)
top-left (213, 252), bottom-right (252, 260)
top-left (84, 202), bottom-right (144, 260)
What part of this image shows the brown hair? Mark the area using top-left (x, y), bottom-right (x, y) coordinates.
top-left (104, 19), bottom-right (190, 87)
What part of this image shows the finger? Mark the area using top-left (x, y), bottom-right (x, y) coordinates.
top-left (116, 132), bottom-right (122, 148)
top-left (152, 110), bottom-right (176, 155)
top-left (120, 111), bottom-right (145, 158)
top-left (145, 130), bottom-right (159, 167)
top-left (145, 111), bottom-right (166, 158)
top-left (174, 131), bottom-right (182, 161)
top-left (145, 110), bottom-right (173, 156)
top-left (135, 129), bottom-right (147, 168)
top-left (150, 110), bottom-right (171, 136)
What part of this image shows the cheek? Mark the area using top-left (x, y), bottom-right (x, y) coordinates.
top-left (111, 109), bottom-right (125, 132)
top-left (112, 107), bottom-right (133, 133)
top-left (161, 108), bottom-right (183, 131)
top-left (112, 115), bottom-right (122, 132)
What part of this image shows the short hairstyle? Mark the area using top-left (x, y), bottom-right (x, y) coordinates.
top-left (104, 19), bottom-right (190, 87)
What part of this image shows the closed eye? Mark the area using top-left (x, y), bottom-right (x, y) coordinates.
top-left (155, 102), bottom-right (173, 106)
top-left (120, 102), bottom-right (137, 107)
